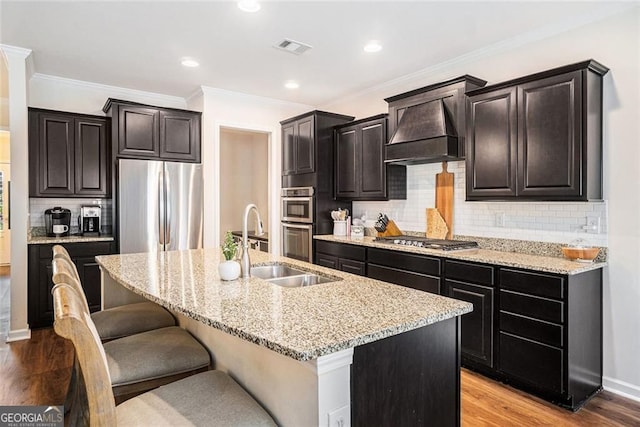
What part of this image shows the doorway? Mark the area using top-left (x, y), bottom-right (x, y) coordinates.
top-left (219, 127), bottom-right (269, 248)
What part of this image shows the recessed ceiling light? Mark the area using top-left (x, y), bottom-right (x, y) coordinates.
top-left (364, 41), bottom-right (382, 53)
top-left (284, 81), bottom-right (299, 90)
top-left (181, 58), bottom-right (199, 68)
top-left (238, 0), bottom-right (260, 13)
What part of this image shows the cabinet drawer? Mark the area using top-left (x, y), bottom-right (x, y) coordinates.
top-left (500, 269), bottom-right (564, 299)
top-left (368, 264), bottom-right (440, 294)
top-left (315, 241), bottom-right (366, 261)
top-left (500, 289), bottom-right (564, 323)
top-left (499, 332), bottom-right (564, 394)
top-left (500, 312), bottom-right (563, 347)
top-left (315, 253), bottom-right (338, 270)
top-left (368, 248), bottom-right (440, 276)
top-left (445, 260), bottom-right (494, 286)
top-left (37, 241), bottom-right (115, 259)
top-left (339, 259), bottom-right (366, 276)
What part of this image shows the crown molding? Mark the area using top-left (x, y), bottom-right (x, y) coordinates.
top-left (320, 2), bottom-right (635, 109)
top-left (31, 73), bottom-right (187, 108)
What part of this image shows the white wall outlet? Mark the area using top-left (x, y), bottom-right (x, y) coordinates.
top-left (495, 212), bottom-right (505, 227)
top-left (584, 214), bottom-right (601, 234)
top-left (328, 405), bottom-right (350, 427)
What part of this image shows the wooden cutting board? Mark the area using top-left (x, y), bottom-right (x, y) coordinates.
top-left (435, 162), bottom-right (454, 239)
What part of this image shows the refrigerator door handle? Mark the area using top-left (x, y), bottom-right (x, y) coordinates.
top-left (158, 169), bottom-right (165, 249)
top-left (165, 169), bottom-right (171, 247)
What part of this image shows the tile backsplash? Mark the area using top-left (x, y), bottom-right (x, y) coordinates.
top-left (29, 197), bottom-right (113, 233)
top-left (353, 161), bottom-right (608, 247)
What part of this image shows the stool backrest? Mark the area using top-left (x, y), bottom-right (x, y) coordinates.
top-left (52, 245), bottom-right (81, 282)
top-left (52, 283), bottom-right (116, 426)
top-left (52, 257), bottom-right (90, 315)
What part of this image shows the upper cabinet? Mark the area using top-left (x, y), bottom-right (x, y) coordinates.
top-left (334, 114), bottom-right (406, 200)
top-left (103, 99), bottom-right (201, 163)
top-left (280, 110), bottom-right (354, 190)
top-left (29, 108), bottom-right (110, 197)
top-left (466, 60), bottom-right (609, 201)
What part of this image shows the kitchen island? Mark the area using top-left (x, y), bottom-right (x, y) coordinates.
top-left (97, 248), bottom-right (472, 426)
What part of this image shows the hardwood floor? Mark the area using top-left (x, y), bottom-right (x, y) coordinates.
top-left (1, 327), bottom-right (639, 425)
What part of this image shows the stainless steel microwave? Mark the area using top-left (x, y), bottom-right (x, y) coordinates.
top-left (281, 187), bottom-right (314, 223)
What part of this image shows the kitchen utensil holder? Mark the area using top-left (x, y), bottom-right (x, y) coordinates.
top-left (377, 220), bottom-right (403, 237)
top-left (333, 220), bottom-right (347, 236)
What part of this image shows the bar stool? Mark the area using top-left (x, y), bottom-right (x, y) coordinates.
top-left (51, 261), bottom-right (211, 404)
top-left (52, 283), bottom-right (276, 426)
top-left (52, 245), bottom-right (176, 341)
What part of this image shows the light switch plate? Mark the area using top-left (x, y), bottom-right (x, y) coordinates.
top-left (585, 214), bottom-right (601, 234)
top-left (328, 405), bottom-right (350, 427)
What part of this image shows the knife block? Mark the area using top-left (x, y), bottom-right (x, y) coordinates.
top-left (377, 220), bottom-right (403, 237)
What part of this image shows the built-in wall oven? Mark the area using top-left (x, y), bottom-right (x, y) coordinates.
top-left (281, 187), bottom-right (314, 262)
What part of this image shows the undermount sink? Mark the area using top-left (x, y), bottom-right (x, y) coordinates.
top-left (250, 264), bottom-right (337, 287)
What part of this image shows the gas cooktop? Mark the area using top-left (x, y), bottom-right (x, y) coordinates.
top-left (374, 236), bottom-right (479, 251)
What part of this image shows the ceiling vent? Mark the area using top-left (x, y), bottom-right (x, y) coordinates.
top-left (274, 39), bottom-right (312, 55)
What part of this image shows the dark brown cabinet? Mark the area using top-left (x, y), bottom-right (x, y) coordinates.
top-left (282, 115), bottom-right (315, 175)
top-left (466, 60), bottom-right (608, 201)
top-left (443, 260), bottom-right (495, 369)
top-left (28, 241), bottom-right (116, 328)
top-left (29, 109), bottom-right (110, 197)
top-left (314, 240), bottom-right (366, 276)
top-left (103, 99), bottom-right (201, 163)
top-left (334, 115), bottom-right (406, 200)
top-left (367, 247), bottom-right (441, 294)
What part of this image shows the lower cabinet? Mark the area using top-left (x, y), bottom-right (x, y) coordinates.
top-left (28, 241), bottom-right (115, 328)
top-left (367, 248), bottom-right (441, 294)
top-left (314, 240), bottom-right (366, 276)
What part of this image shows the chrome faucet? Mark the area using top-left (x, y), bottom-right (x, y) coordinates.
top-left (241, 204), bottom-right (264, 278)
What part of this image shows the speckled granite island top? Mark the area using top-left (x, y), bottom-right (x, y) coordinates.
top-left (314, 235), bottom-right (606, 275)
top-left (96, 249), bottom-right (472, 361)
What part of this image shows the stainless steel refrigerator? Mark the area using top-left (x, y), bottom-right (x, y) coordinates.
top-left (118, 159), bottom-right (203, 254)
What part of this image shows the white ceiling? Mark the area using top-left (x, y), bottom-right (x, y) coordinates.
top-left (0, 1), bottom-right (630, 107)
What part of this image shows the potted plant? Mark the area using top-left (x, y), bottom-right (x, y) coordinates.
top-left (219, 231), bottom-right (241, 280)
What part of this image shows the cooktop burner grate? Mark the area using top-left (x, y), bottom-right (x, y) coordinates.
top-left (374, 236), bottom-right (479, 251)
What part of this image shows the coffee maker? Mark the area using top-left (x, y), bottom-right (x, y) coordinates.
top-left (45, 207), bottom-right (72, 237)
top-left (79, 205), bottom-right (101, 236)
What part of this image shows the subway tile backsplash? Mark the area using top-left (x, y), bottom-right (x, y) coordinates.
top-left (29, 197), bottom-right (113, 232)
top-left (353, 161), bottom-right (608, 247)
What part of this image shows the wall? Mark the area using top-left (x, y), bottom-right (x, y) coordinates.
top-left (323, 8), bottom-right (640, 400)
top-left (187, 87), bottom-right (313, 253)
top-left (219, 128), bottom-right (269, 241)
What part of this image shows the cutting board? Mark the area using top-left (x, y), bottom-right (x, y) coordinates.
top-left (435, 161), bottom-right (454, 239)
top-left (426, 208), bottom-right (448, 239)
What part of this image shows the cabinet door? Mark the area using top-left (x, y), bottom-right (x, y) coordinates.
top-left (360, 120), bottom-right (386, 199)
top-left (444, 280), bottom-right (494, 367)
top-left (517, 71), bottom-right (582, 198)
top-left (282, 122), bottom-right (296, 175)
top-left (29, 258), bottom-right (56, 328)
top-left (31, 112), bottom-right (75, 196)
top-left (466, 87), bottom-right (517, 199)
top-left (335, 127), bottom-right (358, 198)
top-left (295, 116), bottom-right (315, 174)
top-left (75, 117), bottom-right (109, 196)
top-left (75, 257), bottom-right (102, 312)
top-left (118, 105), bottom-right (160, 158)
top-left (159, 110), bottom-right (201, 162)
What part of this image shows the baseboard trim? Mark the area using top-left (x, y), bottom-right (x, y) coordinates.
top-left (6, 328), bottom-right (31, 342)
top-left (603, 376), bottom-right (640, 402)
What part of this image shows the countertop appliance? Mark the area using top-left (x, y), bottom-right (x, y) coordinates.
top-left (45, 207), bottom-right (71, 237)
top-left (118, 159), bottom-right (203, 254)
top-left (79, 205), bottom-right (101, 236)
top-left (374, 236), bottom-right (479, 251)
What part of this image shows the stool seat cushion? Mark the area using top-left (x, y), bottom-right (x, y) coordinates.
top-left (105, 327), bottom-right (210, 387)
top-left (116, 370), bottom-right (276, 426)
top-left (92, 302), bottom-right (176, 341)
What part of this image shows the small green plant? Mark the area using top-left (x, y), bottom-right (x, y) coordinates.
top-left (221, 231), bottom-right (239, 261)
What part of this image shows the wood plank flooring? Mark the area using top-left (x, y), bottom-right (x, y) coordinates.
top-left (1, 327), bottom-right (639, 425)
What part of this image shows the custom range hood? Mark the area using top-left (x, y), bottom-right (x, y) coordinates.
top-left (385, 75), bottom-right (486, 165)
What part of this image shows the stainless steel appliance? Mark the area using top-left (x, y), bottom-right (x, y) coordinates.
top-left (45, 207), bottom-right (71, 237)
top-left (79, 205), bottom-right (101, 236)
top-left (118, 159), bottom-right (203, 254)
top-left (374, 235), bottom-right (479, 251)
top-left (281, 187), bottom-right (314, 262)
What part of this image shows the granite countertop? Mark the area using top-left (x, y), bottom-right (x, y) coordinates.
top-left (28, 234), bottom-right (115, 245)
top-left (96, 249), bottom-right (472, 361)
top-left (314, 235), bottom-right (606, 275)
